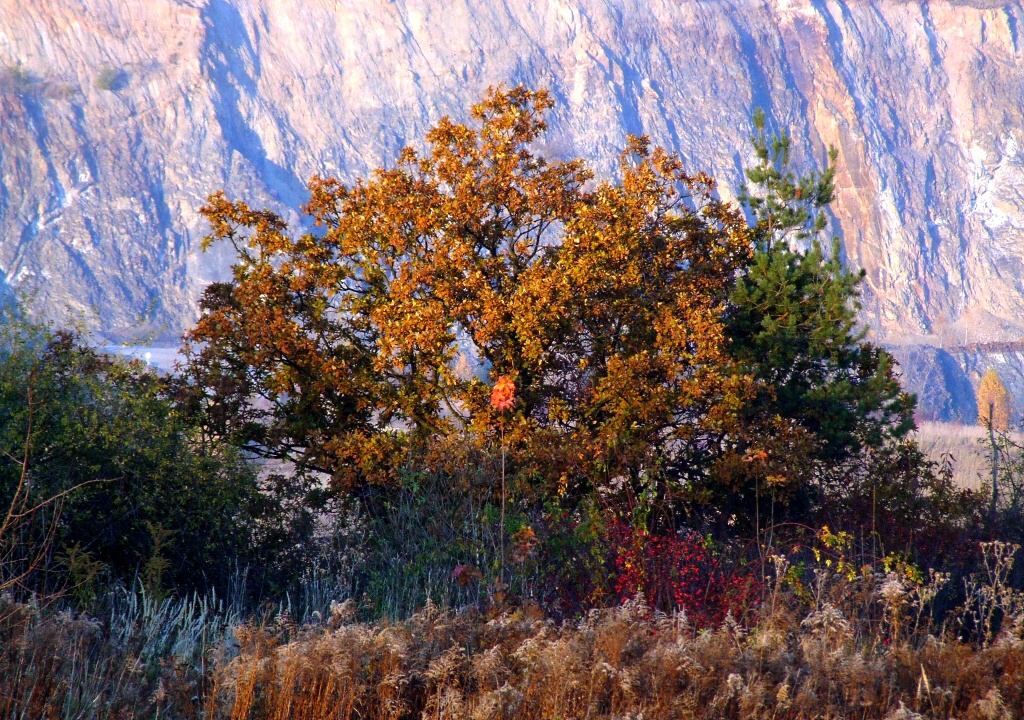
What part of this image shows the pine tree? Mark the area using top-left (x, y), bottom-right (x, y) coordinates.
top-left (721, 110), bottom-right (916, 530)
top-left (730, 110), bottom-right (914, 464)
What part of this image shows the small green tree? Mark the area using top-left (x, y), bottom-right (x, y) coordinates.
top-left (739, 109), bottom-right (837, 252)
top-left (94, 65), bottom-right (124, 92)
top-left (0, 64), bottom-right (37, 94)
top-left (722, 110), bottom-right (916, 528)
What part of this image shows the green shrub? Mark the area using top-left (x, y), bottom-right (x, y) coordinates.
top-left (94, 65), bottom-right (124, 91)
top-left (0, 64), bottom-right (37, 94)
top-left (0, 310), bottom-right (263, 596)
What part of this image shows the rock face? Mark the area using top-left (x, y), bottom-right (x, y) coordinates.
top-left (888, 345), bottom-right (978, 424)
top-left (2, 0), bottom-right (1024, 355)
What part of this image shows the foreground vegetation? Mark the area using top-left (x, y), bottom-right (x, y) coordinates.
top-left (4, 561), bottom-right (1024, 720)
top-left (3, 86), bottom-right (1024, 717)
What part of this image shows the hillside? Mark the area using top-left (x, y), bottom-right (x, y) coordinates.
top-left (2, 0), bottom-right (1024, 412)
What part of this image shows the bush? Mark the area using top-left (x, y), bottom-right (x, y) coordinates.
top-left (609, 520), bottom-right (762, 626)
top-left (93, 65), bottom-right (125, 91)
top-left (0, 311), bottom-right (263, 597)
top-left (0, 64), bottom-right (37, 95)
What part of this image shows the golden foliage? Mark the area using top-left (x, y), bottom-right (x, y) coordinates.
top-left (977, 369), bottom-right (1011, 432)
top-left (184, 85), bottom-right (753, 497)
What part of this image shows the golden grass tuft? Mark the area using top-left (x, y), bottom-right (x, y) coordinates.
top-left (208, 594), bottom-right (1024, 720)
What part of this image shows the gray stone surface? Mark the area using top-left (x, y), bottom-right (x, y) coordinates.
top-left (889, 344), bottom-right (977, 423)
top-left (2, 0), bottom-right (1024, 356)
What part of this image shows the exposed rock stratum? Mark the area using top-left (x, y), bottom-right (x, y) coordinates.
top-left (2, 0), bottom-right (1024, 415)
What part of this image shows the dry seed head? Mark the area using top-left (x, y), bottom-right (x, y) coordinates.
top-left (996, 613), bottom-right (1024, 648)
top-left (510, 627), bottom-right (553, 665)
top-left (879, 573), bottom-right (909, 607)
top-left (885, 701), bottom-right (923, 720)
top-left (721, 611), bottom-right (745, 639)
top-left (329, 599), bottom-right (356, 625)
top-left (150, 679), bottom-right (168, 704)
top-left (496, 684), bottom-right (524, 714)
top-left (775, 680), bottom-right (791, 707)
top-left (973, 688), bottom-right (1012, 720)
top-left (472, 646), bottom-right (505, 686)
top-left (801, 603), bottom-right (852, 640)
top-left (619, 667), bottom-right (638, 698)
top-left (470, 691), bottom-right (500, 720)
top-left (726, 673), bottom-right (744, 696)
top-left (618, 593), bottom-right (650, 623)
top-left (426, 645), bottom-right (465, 684)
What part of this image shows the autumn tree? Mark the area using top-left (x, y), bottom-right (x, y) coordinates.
top-left (181, 86), bottom-right (753, 516)
top-left (183, 88), bottom-right (938, 552)
top-left (977, 369), bottom-right (1011, 433)
top-left (977, 368), bottom-right (1012, 518)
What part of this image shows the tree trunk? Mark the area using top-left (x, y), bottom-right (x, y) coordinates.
top-left (989, 401), bottom-right (999, 521)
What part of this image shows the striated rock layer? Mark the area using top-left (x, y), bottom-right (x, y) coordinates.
top-left (2, 0), bottom-right (1024, 356)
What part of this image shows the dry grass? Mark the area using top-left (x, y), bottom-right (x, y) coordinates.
top-left (207, 569), bottom-right (1024, 720)
top-left (915, 422), bottom-right (993, 491)
top-left (5, 555), bottom-right (1024, 720)
top-left (0, 589), bottom-right (236, 719)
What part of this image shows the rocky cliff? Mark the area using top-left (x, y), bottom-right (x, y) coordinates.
top-left (2, 1), bottom-right (1024, 367)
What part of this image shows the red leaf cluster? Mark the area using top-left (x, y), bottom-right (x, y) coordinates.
top-left (490, 376), bottom-right (516, 412)
top-left (609, 518), bottom-right (762, 627)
